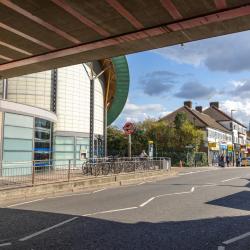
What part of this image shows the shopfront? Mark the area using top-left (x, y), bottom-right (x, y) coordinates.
top-left (208, 142), bottom-right (219, 166)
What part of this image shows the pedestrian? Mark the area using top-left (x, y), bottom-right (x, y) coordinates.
top-left (139, 150), bottom-right (148, 160)
top-left (226, 155), bottom-right (230, 167)
top-left (237, 155), bottom-right (242, 167)
top-left (220, 154), bottom-right (225, 167)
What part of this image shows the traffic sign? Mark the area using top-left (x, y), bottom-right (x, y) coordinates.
top-left (123, 122), bottom-right (135, 135)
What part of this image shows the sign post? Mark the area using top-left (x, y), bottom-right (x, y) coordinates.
top-left (148, 140), bottom-right (154, 158)
top-left (123, 122), bottom-right (135, 159)
top-left (128, 134), bottom-right (132, 158)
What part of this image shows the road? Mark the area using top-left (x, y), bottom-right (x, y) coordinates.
top-left (0, 167), bottom-right (250, 250)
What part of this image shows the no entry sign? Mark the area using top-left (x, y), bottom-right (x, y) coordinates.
top-left (123, 122), bottom-right (135, 135)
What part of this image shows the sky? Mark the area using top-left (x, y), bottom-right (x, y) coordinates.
top-left (114, 30), bottom-right (250, 129)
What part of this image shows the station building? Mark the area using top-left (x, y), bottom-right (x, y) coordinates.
top-left (0, 56), bottom-right (129, 175)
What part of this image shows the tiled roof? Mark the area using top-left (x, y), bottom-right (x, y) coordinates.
top-left (161, 105), bottom-right (230, 133)
top-left (188, 107), bottom-right (230, 133)
top-left (203, 106), bottom-right (247, 128)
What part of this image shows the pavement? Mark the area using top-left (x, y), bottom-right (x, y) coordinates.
top-left (0, 167), bottom-right (250, 250)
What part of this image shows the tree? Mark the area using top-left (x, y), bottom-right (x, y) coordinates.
top-left (107, 126), bottom-right (127, 156)
top-left (174, 112), bottom-right (187, 129)
top-left (107, 115), bottom-right (203, 158)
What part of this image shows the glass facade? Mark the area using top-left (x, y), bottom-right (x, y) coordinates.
top-left (53, 136), bottom-right (75, 167)
top-left (34, 118), bottom-right (52, 167)
top-left (7, 71), bottom-right (52, 111)
top-left (2, 113), bottom-right (33, 176)
top-left (53, 136), bottom-right (90, 167)
top-left (0, 63), bottom-right (106, 176)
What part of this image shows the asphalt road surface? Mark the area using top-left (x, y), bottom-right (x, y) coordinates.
top-left (1, 167), bottom-right (250, 250)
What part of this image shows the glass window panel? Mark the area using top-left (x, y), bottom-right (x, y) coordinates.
top-left (76, 145), bottom-right (88, 152)
top-left (54, 145), bottom-right (74, 152)
top-left (4, 126), bottom-right (33, 139)
top-left (34, 152), bottom-right (50, 161)
top-left (35, 118), bottom-right (51, 129)
top-left (34, 141), bottom-right (50, 149)
top-left (5, 113), bottom-right (33, 128)
top-left (35, 131), bottom-right (50, 140)
top-left (3, 151), bottom-right (33, 162)
top-left (4, 139), bottom-right (32, 151)
top-left (54, 152), bottom-right (74, 160)
top-left (76, 137), bottom-right (89, 145)
top-left (55, 136), bottom-right (74, 145)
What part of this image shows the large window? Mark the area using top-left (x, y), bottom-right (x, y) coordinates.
top-left (2, 113), bottom-right (33, 176)
top-left (34, 118), bottom-right (51, 166)
top-left (53, 136), bottom-right (75, 167)
top-left (53, 136), bottom-right (90, 167)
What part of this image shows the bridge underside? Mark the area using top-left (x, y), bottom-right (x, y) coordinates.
top-left (0, 0), bottom-right (250, 78)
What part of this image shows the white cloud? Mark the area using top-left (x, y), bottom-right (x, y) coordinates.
top-left (154, 31), bottom-right (250, 72)
top-left (230, 80), bottom-right (246, 88)
top-left (221, 100), bottom-right (250, 127)
top-left (114, 101), bottom-right (169, 126)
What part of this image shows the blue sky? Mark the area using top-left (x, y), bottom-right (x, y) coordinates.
top-left (115, 30), bottom-right (250, 128)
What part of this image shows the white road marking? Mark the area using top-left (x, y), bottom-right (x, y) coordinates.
top-left (19, 217), bottom-right (78, 241)
top-left (82, 206), bottom-right (138, 216)
top-left (199, 183), bottom-right (217, 187)
top-left (93, 188), bottom-right (106, 193)
top-left (221, 177), bottom-right (241, 183)
top-left (48, 192), bottom-right (91, 199)
top-left (217, 246), bottom-right (225, 250)
top-left (140, 197), bottom-right (155, 207)
top-left (179, 169), bottom-right (217, 176)
top-left (156, 186), bottom-right (195, 198)
top-left (223, 231), bottom-right (250, 245)
top-left (6, 198), bottom-right (44, 208)
top-left (0, 242), bottom-right (11, 247)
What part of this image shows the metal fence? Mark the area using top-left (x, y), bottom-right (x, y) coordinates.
top-left (0, 157), bottom-right (171, 190)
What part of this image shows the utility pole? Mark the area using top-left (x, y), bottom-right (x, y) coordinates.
top-left (231, 109), bottom-right (236, 166)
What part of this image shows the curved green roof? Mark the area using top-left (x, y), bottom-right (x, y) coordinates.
top-left (107, 56), bottom-right (130, 126)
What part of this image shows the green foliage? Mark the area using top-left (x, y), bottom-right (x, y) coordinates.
top-left (174, 112), bottom-right (187, 129)
top-left (107, 113), bottom-right (204, 160)
top-left (107, 126), bottom-right (127, 156)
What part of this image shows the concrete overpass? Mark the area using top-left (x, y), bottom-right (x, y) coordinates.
top-left (0, 0), bottom-right (250, 78)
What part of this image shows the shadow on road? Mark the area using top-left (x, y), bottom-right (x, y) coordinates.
top-left (207, 190), bottom-right (250, 211)
top-left (0, 207), bottom-right (249, 250)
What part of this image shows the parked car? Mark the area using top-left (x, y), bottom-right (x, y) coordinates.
top-left (241, 157), bottom-right (250, 166)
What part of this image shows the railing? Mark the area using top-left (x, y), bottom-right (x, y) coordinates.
top-left (0, 157), bottom-right (171, 190)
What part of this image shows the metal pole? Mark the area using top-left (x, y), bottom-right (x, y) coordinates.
top-left (31, 161), bottom-right (35, 186)
top-left (231, 110), bottom-right (236, 166)
top-left (128, 134), bottom-right (131, 158)
top-left (3, 78), bottom-right (8, 100)
top-left (68, 160), bottom-right (71, 182)
top-left (104, 107), bottom-right (108, 157)
top-left (89, 79), bottom-right (95, 160)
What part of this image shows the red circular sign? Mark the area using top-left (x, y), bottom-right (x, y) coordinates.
top-left (123, 122), bottom-right (135, 135)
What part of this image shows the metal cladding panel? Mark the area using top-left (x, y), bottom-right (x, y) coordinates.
top-left (107, 56), bottom-right (129, 126)
top-left (55, 63), bottom-right (104, 135)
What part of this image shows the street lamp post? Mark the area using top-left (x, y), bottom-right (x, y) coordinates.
top-left (231, 110), bottom-right (237, 166)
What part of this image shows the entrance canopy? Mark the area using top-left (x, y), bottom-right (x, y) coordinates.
top-left (0, 0), bottom-right (250, 77)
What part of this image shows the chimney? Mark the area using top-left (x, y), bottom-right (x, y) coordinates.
top-left (210, 102), bottom-right (219, 109)
top-left (195, 106), bottom-right (203, 112)
top-left (184, 101), bottom-right (192, 109)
